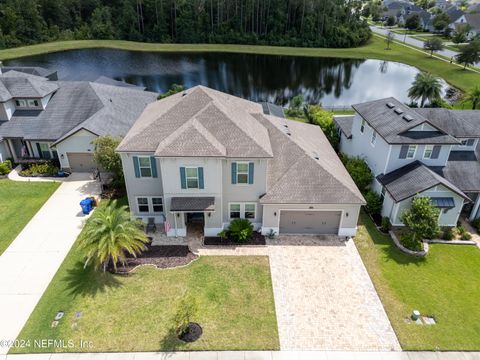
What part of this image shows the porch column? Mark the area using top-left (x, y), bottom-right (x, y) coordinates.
top-left (469, 194), bottom-right (480, 221)
top-left (26, 141), bottom-right (34, 157)
top-left (6, 139), bottom-right (18, 162)
top-left (173, 212), bottom-right (178, 238)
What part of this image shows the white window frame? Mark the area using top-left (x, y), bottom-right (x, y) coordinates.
top-left (15, 99), bottom-right (27, 107)
top-left (236, 162), bottom-right (250, 184)
top-left (185, 166), bottom-right (199, 189)
top-left (371, 131), bottom-right (377, 146)
top-left (406, 145), bottom-right (417, 159)
top-left (229, 202), bottom-right (257, 220)
top-left (27, 99), bottom-right (39, 107)
top-left (244, 203), bottom-right (256, 219)
top-left (460, 139), bottom-right (475, 147)
top-left (138, 156), bottom-right (152, 178)
top-left (423, 145), bottom-right (434, 159)
top-left (151, 197), bottom-right (164, 213)
top-left (136, 196), bottom-right (164, 214)
top-left (360, 119), bottom-right (365, 134)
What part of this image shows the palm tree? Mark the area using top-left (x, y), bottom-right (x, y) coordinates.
top-left (463, 86), bottom-right (480, 109)
top-left (79, 200), bottom-right (149, 272)
top-left (408, 72), bottom-right (442, 107)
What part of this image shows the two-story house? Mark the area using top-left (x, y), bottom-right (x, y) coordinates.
top-left (117, 86), bottom-right (365, 238)
top-left (335, 97), bottom-right (480, 227)
top-left (0, 67), bottom-right (157, 170)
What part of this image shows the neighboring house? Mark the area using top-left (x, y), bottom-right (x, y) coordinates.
top-left (435, 0), bottom-right (449, 10)
top-left (117, 86), bottom-right (365, 237)
top-left (0, 67), bottom-right (157, 170)
top-left (0, 63), bottom-right (58, 80)
top-left (463, 13), bottom-right (480, 37)
top-left (382, 2), bottom-right (432, 29)
top-left (335, 98), bottom-right (480, 227)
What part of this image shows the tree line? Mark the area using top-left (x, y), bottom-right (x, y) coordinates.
top-left (0, 0), bottom-right (371, 49)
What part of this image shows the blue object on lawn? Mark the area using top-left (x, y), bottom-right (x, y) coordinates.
top-left (80, 198), bottom-right (93, 215)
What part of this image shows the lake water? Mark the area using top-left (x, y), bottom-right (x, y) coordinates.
top-left (5, 49), bottom-right (437, 106)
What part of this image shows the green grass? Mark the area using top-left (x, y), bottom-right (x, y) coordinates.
top-left (355, 211), bottom-right (480, 350)
top-left (11, 199), bottom-right (279, 353)
top-left (0, 36), bottom-right (479, 93)
top-left (0, 179), bottom-right (60, 255)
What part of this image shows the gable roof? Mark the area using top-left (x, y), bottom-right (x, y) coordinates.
top-left (1, 66), bottom-right (57, 80)
top-left (352, 97), bottom-right (459, 144)
top-left (333, 115), bottom-right (354, 139)
top-left (0, 74), bottom-right (58, 102)
top-left (117, 86), bottom-right (273, 158)
top-left (377, 160), bottom-right (470, 202)
top-left (464, 13), bottom-right (480, 29)
top-left (446, 6), bottom-right (465, 22)
top-left (414, 108), bottom-right (480, 138)
top-left (94, 76), bottom-right (146, 91)
top-left (0, 81), bottom-right (157, 142)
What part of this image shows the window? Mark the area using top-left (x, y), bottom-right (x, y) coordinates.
top-left (245, 204), bottom-right (256, 219)
top-left (423, 145), bottom-right (434, 159)
top-left (371, 131), bottom-right (377, 145)
top-left (15, 99), bottom-right (26, 107)
top-left (15, 99), bottom-right (39, 108)
top-left (152, 197), bottom-right (163, 213)
top-left (360, 119), bottom-right (365, 133)
top-left (27, 99), bottom-right (39, 107)
top-left (230, 204), bottom-right (241, 218)
top-left (138, 157), bottom-right (152, 177)
top-left (38, 143), bottom-right (51, 159)
top-left (236, 162), bottom-right (249, 184)
top-left (461, 139), bottom-right (475, 146)
top-left (406, 145), bottom-right (417, 159)
top-left (137, 197), bottom-right (149, 213)
top-left (186, 167), bottom-right (199, 189)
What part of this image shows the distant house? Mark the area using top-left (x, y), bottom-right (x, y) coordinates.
top-left (464, 13), bottom-right (480, 37)
top-left (0, 66), bottom-right (157, 171)
top-left (335, 98), bottom-right (480, 226)
top-left (382, 1), bottom-right (432, 29)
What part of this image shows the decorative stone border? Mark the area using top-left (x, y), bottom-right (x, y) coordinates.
top-left (389, 231), bottom-right (428, 257)
top-left (424, 239), bottom-right (477, 246)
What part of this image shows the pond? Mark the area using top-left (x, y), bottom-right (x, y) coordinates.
top-left (4, 49), bottom-right (443, 107)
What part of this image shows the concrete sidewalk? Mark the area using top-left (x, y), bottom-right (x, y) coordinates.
top-left (0, 173), bottom-right (100, 355)
top-left (2, 351), bottom-right (480, 359)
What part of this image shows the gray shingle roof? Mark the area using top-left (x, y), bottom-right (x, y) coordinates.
top-left (0, 74), bottom-right (58, 101)
top-left (117, 86), bottom-right (273, 158)
top-left (0, 81), bottom-right (157, 142)
top-left (377, 161), bottom-right (470, 202)
top-left (1, 66), bottom-right (58, 80)
top-left (414, 108), bottom-right (480, 138)
top-left (170, 197), bottom-right (215, 212)
top-left (352, 97), bottom-right (460, 144)
top-left (464, 13), bottom-right (480, 30)
top-left (333, 115), bottom-right (354, 139)
top-left (94, 76), bottom-right (146, 91)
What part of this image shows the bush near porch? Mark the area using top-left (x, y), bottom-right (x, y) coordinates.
top-left (355, 211), bottom-right (480, 350)
top-left (0, 179), bottom-right (60, 255)
top-left (11, 199), bottom-right (279, 353)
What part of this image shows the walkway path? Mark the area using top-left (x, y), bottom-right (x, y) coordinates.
top-left (0, 173), bottom-right (100, 355)
top-left (370, 25), bottom-right (480, 69)
top-left (268, 236), bottom-right (400, 351)
top-left (8, 165), bottom-right (69, 182)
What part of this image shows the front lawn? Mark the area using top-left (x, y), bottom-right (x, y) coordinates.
top-left (355, 211), bottom-right (480, 350)
top-left (12, 199), bottom-right (279, 353)
top-left (0, 179), bottom-right (60, 255)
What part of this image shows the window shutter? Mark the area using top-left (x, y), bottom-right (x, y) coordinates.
top-left (150, 156), bottom-right (158, 178)
top-left (133, 156), bottom-right (140, 178)
top-left (36, 143), bottom-right (42, 159)
top-left (180, 167), bottom-right (186, 189)
top-left (431, 145), bottom-right (441, 159)
top-left (231, 162), bottom-right (237, 184)
top-left (198, 167), bottom-right (204, 189)
top-left (399, 145), bottom-right (409, 159)
top-left (248, 162), bottom-right (254, 184)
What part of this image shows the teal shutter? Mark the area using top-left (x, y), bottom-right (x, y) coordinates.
top-left (231, 162), bottom-right (237, 184)
top-left (133, 156), bottom-right (140, 178)
top-left (248, 162), bottom-right (254, 184)
top-left (150, 156), bottom-right (158, 178)
top-left (180, 167), bottom-right (186, 189)
top-left (198, 167), bottom-right (204, 189)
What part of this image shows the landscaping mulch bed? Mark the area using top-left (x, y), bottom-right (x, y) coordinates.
top-left (204, 232), bottom-right (266, 246)
top-left (178, 322), bottom-right (203, 343)
top-left (114, 245), bottom-right (198, 274)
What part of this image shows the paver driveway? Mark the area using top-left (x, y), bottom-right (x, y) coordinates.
top-left (268, 236), bottom-right (400, 351)
top-left (0, 173), bottom-right (100, 355)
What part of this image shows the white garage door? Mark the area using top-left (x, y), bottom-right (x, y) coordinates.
top-left (67, 152), bottom-right (97, 172)
top-left (279, 211), bottom-right (341, 235)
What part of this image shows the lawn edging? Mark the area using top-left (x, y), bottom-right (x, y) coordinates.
top-left (389, 231), bottom-right (428, 257)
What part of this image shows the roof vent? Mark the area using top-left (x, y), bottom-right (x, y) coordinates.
top-left (182, 92), bottom-right (187, 97)
top-left (386, 102), bottom-right (395, 108)
top-left (312, 151), bottom-right (320, 160)
top-left (394, 108), bottom-right (404, 115)
top-left (403, 114), bottom-right (414, 122)
top-left (283, 124), bottom-right (289, 128)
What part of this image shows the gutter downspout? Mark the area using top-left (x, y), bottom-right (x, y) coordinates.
top-left (173, 212), bottom-right (178, 238)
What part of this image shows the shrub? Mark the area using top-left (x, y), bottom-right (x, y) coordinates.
top-left (173, 294), bottom-right (198, 336)
top-left (401, 197), bottom-right (440, 241)
top-left (456, 225), bottom-right (466, 236)
top-left (381, 217), bottom-right (391, 233)
top-left (399, 231), bottom-right (423, 251)
top-left (19, 162), bottom-right (59, 177)
top-left (304, 105), bottom-right (340, 150)
top-left (0, 160), bottom-right (12, 175)
top-left (472, 218), bottom-right (480, 232)
top-left (461, 232), bottom-right (472, 240)
top-left (442, 228), bottom-right (454, 241)
top-left (340, 154), bottom-right (373, 193)
top-left (364, 190), bottom-right (383, 215)
top-left (92, 136), bottom-right (123, 183)
top-left (227, 218), bottom-right (254, 243)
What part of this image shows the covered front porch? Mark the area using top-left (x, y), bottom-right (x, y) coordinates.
top-left (168, 196), bottom-right (218, 238)
top-left (2, 137), bottom-right (58, 163)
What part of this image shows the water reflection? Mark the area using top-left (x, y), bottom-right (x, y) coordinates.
top-left (5, 49), bottom-right (438, 106)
